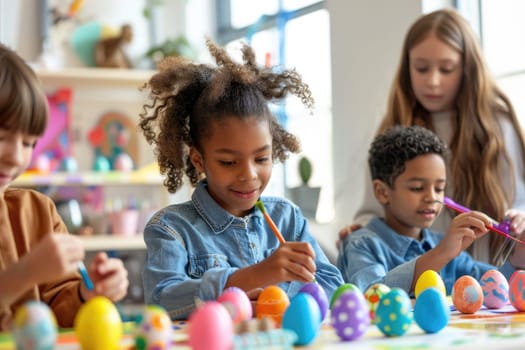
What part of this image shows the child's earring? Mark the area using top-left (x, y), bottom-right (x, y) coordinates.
top-left (373, 180), bottom-right (390, 205)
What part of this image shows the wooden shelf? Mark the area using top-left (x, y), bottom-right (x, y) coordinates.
top-left (79, 234), bottom-right (145, 251)
top-left (35, 67), bottom-right (157, 89)
top-left (12, 170), bottom-right (164, 187)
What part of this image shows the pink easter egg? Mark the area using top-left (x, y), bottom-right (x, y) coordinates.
top-left (452, 275), bottom-right (483, 314)
top-left (509, 270), bottom-right (525, 311)
top-left (480, 269), bottom-right (509, 309)
top-left (217, 287), bottom-right (253, 323)
top-left (188, 302), bottom-right (233, 350)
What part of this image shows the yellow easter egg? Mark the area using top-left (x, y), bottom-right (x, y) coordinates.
top-left (74, 296), bottom-right (123, 350)
top-left (415, 270), bottom-right (446, 298)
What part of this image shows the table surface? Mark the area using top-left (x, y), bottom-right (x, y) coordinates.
top-left (2, 304), bottom-right (525, 349)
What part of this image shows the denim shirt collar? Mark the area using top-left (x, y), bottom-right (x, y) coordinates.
top-left (368, 217), bottom-right (436, 256)
top-left (192, 180), bottom-right (264, 234)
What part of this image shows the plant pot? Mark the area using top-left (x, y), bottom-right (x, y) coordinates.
top-left (287, 185), bottom-right (321, 219)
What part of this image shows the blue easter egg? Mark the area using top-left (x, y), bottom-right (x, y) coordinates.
top-left (375, 288), bottom-right (413, 337)
top-left (282, 293), bottom-right (321, 345)
top-left (414, 287), bottom-right (450, 333)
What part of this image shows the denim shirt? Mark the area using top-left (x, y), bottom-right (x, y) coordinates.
top-left (143, 180), bottom-right (344, 319)
top-left (337, 217), bottom-right (515, 294)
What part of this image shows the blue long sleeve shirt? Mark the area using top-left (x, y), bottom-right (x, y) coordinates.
top-left (337, 217), bottom-right (515, 294)
top-left (143, 180), bottom-right (343, 319)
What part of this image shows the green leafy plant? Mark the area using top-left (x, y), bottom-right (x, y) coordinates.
top-left (298, 156), bottom-right (313, 185)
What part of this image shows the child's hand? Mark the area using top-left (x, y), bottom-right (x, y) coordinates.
top-left (26, 233), bottom-right (85, 285)
top-left (439, 211), bottom-right (491, 259)
top-left (80, 252), bottom-right (129, 302)
top-left (505, 209), bottom-right (525, 269)
top-left (257, 242), bottom-right (316, 284)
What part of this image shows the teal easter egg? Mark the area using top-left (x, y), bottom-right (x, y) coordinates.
top-left (330, 283), bottom-right (360, 308)
top-left (13, 301), bottom-right (57, 350)
top-left (93, 155), bottom-right (111, 172)
top-left (375, 288), bottom-right (413, 337)
top-left (414, 287), bottom-right (450, 333)
top-left (282, 293), bottom-right (322, 346)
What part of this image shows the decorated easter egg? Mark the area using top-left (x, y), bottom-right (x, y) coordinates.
top-left (60, 156), bottom-right (79, 173)
top-left (13, 301), bottom-right (57, 350)
top-left (364, 283), bottom-right (391, 323)
top-left (282, 293), bottom-right (322, 345)
top-left (256, 285), bottom-right (290, 326)
top-left (331, 289), bottom-right (371, 341)
top-left (452, 275), bottom-right (483, 314)
top-left (414, 287), bottom-right (450, 333)
top-left (375, 288), bottom-right (413, 337)
top-left (509, 270), bottom-right (525, 311)
top-left (34, 154), bottom-right (51, 173)
top-left (299, 282), bottom-right (329, 320)
top-left (415, 270), bottom-right (446, 298)
top-left (134, 305), bottom-right (173, 350)
top-left (74, 296), bottom-right (123, 350)
top-left (93, 154), bottom-right (111, 172)
top-left (218, 286), bottom-right (253, 323)
top-left (330, 283), bottom-right (360, 308)
top-left (188, 301), bottom-right (233, 350)
top-left (480, 269), bottom-right (509, 309)
top-left (114, 152), bottom-right (134, 171)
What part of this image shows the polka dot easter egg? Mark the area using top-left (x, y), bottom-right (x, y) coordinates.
top-left (452, 275), bottom-right (484, 314)
top-left (13, 301), bottom-right (57, 350)
top-left (375, 288), bottom-right (413, 337)
top-left (509, 270), bottom-right (525, 311)
top-left (480, 269), bottom-right (509, 309)
top-left (364, 283), bottom-right (391, 323)
top-left (330, 283), bottom-right (360, 309)
top-left (134, 305), bottom-right (173, 350)
top-left (331, 289), bottom-right (370, 341)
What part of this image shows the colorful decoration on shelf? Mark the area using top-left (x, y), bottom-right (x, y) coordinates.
top-left (29, 88), bottom-right (72, 173)
top-left (88, 112), bottom-right (138, 172)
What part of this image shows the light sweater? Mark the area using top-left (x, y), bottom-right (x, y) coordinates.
top-left (353, 111), bottom-right (525, 263)
top-left (0, 188), bottom-right (83, 331)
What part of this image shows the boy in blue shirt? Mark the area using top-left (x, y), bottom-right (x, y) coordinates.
top-left (337, 126), bottom-right (525, 294)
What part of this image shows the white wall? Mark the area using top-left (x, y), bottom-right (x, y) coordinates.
top-left (328, 0), bottom-right (423, 240)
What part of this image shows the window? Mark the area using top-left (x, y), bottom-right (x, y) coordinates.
top-left (458, 0), bottom-right (525, 126)
top-left (216, 0), bottom-right (334, 222)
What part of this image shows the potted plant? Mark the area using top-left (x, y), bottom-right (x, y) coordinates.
top-left (287, 156), bottom-right (321, 219)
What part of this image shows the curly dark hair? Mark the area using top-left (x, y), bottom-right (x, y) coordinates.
top-left (139, 39), bottom-right (314, 193)
top-left (369, 125), bottom-right (447, 187)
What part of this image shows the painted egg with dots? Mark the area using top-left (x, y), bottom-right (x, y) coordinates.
top-left (331, 289), bottom-right (371, 341)
top-left (452, 275), bottom-right (484, 314)
top-left (256, 285), bottom-right (290, 327)
top-left (364, 283), bottom-right (391, 323)
top-left (299, 282), bottom-right (329, 320)
top-left (509, 270), bottom-right (525, 311)
top-left (330, 283), bottom-right (360, 309)
top-left (134, 305), bottom-right (173, 350)
top-left (13, 301), bottom-right (57, 350)
top-left (282, 292), bottom-right (322, 345)
top-left (188, 301), bottom-right (234, 350)
top-left (375, 288), bottom-right (413, 337)
top-left (217, 286), bottom-right (253, 323)
top-left (480, 269), bottom-right (509, 309)
top-left (414, 287), bottom-right (450, 333)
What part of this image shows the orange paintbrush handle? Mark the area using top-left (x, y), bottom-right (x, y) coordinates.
top-left (262, 210), bottom-right (286, 245)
